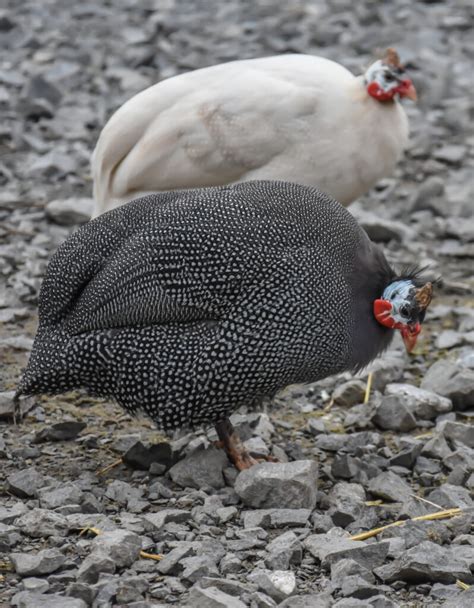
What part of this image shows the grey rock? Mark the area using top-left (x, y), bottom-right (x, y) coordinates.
top-left (341, 575), bottom-right (381, 599)
top-left (242, 508), bottom-right (311, 528)
top-left (333, 380), bottom-right (367, 407)
top-left (420, 433), bottom-right (453, 460)
top-left (0, 391), bottom-right (36, 419)
top-left (34, 421), bottom-right (87, 442)
top-left (436, 329), bottom-right (464, 349)
top-left (21, 578), bottom-right (50, 593)
top-left (157, 542), bottom-right (195, 575)
top-left (265, 530), bottom-right (302, 570)
top-left (123, 440), bottom-right (178, 470)
top-left (248, 569), bottom-right (296, 602)
top-left (428, 484), bottom-right (473, 509)
top-left (105, 479), bottom-right (144, 509)
top-left (181, 554), bottom-right (219, 583)
top-left (7, 467), bottom-right (45, 498)
top-left (39, 482), bottom-right (83, 509)
top-left (199, 577), bottom-right (250, 596)
top-left (0, 502), bottom-right (27, 524)
top-left (12, 592), bottom-right (87, 608)
top-left (434, 145), bottom-right (466, 164)
top-left (15, 509), bottom-right (69, 538)
top-left (372, 395), bottom-right (417, 431)
top-left (115, 576), bottom-right (149, 604)
top-left (421, 360), bottom-right (474, 410)
top-left (91, 529), bottom-right (142, 568)
top-left (278, 594), bottom-right (332, 608)
top-left (306, 417), bottom-right (326, 436)
top-left (76, 552), bottom-right (115, 583)
top-left (45, 198), bottom-right (93, 225)
top-left (352, 210), bottom-right (412, 243)
top-left (385, 383), bottom-right (453, 419)
top-left (143, 509), bottom-right (191, 531)
top-left (30, 151), bottom-right (77, 177)
top-left (234, 460), bottom-right (318, 509)
top-left (11, 549), bottom-right (66, 577)
top-left (443, 587), bottom-right (474, 607)
top-left (304, 531), bottom-right (390, 569)
top-left (439, 420), bottom-right (474, 448)
top-left (331, 558), bottom-right (375, 586)
top-left (368, 471), bottom-right (412, 502)
top-left (169, 446), bottom-right (228, 489)
top-left (374, 541), bottom-right (473, 584)
top-left (187, 585), bottom-right (247, 608)
top-left (243, 436), bottom-right (269, 457)
top-left (328, 482), bottom-right (366, 528)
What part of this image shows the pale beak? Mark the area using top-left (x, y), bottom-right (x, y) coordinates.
top-left (398, 79), bottom-right (418, 101)
top-left (401, 323), bottom-right (421, 353)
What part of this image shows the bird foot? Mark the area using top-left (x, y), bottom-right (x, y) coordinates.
top-left (214, 418), bottom-right (278, 471)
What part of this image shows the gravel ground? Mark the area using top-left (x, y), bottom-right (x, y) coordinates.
top-left (1, 1), bottom-right (473, 607)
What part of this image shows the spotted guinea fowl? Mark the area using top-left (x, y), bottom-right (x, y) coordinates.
top-left (17, 181), bottom-right (432, 469)
top-left (92, 49), bottom-right (416, 217)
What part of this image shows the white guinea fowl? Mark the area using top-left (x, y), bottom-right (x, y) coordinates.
top-left (92, 48), bottom-right (416, 217)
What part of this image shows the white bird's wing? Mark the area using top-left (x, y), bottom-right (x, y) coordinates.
top-left (92, 56), bottom-right (345, 215)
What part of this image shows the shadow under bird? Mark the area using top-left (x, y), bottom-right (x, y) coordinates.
top-left (92, 48), bottom-right (416, 217)
top-left (16, 181), bottom-right (433, 469)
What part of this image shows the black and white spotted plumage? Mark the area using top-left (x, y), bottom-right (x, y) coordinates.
top-left (18, 181), bottom-right (396, 431)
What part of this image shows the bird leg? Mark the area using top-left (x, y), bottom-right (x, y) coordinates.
top-left (214, 418), bottom-right (259, 471)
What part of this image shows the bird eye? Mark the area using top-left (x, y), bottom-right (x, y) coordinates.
top-left (399, 305), bottom-right (409, 317)
top-left (385, 73), bottom-right (395, 82)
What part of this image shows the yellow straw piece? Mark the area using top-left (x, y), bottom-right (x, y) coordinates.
top-left (363, 372), bottom-right (373, 404)
top-left (350, 508), bottom-right (463, 541)
top-left (140, 551), bottom-right (163, 561)
top-left (97, 458), bottom-right (123, 476)
top-left (456, 580), bottom-right (471, 591)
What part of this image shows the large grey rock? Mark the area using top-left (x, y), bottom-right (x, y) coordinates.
top-left (10, 549), bottom-right (66, 577)
top-left (76, 552), bottom-right (115, 584)
top-left (169, 447), bottom-right (228, 489)
top-left (328, 482), bottom-right (366, 528)
top-left (45, 198), bottom-right (93, 225)
top-left (439, 420), bottom-right (474, 448)
top-left (7, 467), bottom-right (46, 498)
top-left (304, 531), bottom-right (390, 569)
top-left (187, 585), bottom-right (247, 608)
top-left (278, 595), bottom-right (332, 608)
top-left (374, 541), bottom-right (473, 584)
top-left (421, 360), bottom-right (474, 410)
top-left (265, 531), bottom-right (302, 570)
top-left (368, 471), bottom-right (412, 503)
top-left (12, 592), bottom-right (87, 608)
top-left (420, 434), bottom-right (453, 460)
top-left (234, 460), bottom-right (318, 509)
top-left (90, 529), bottom-right (142, 568)
top-left (248, 569), bottom-right (296, 602)
top-left (39, 482), bottom-right (83, 509)
top-left (384, 383), bottom-right (453, 419)
top-left (157, 542), bottom-right (195, 575)
top-left (143, 509), bottom-right (191, 531)
top-left (333, 380), bottom-right (366, 407)
top-left (427, 484), bottom-right (473, 509)
top-left (372, 396), bottom-right (417, 431)
top-left (15, 509), bottom-right (69, 538)
top-left (181, 555), bottom-right (219, 583)
top-left (242, 508), bottom-right (312, 528)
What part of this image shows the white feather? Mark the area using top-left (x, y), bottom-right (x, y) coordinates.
top-left (92, 54), bottom-right (409, 217)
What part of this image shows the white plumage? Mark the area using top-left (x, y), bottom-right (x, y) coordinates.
top-left (92, 52), bottom-right (415, 217)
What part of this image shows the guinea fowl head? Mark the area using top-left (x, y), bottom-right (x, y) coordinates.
top-left (364, 48), bottom-right (417, 103)
top-left (374, 276), bottom-right (433, 352)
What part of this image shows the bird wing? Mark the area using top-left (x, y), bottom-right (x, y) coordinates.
top-left (92, 56), bottom-right (330, 213)
top-left (39, 205), bottom-right (255, 335)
